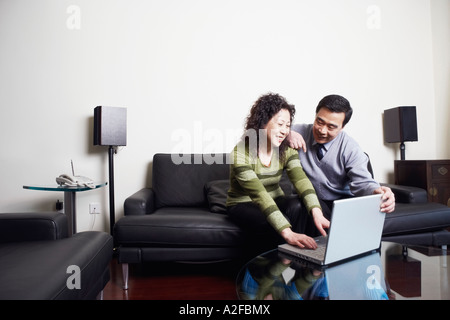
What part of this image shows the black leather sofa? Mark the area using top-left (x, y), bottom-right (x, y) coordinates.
top-left (0, 212), bottom-right (113, 300)
top-left (114, 153), bottom-right (450, 289)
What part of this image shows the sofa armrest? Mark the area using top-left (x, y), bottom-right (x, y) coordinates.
top-left (381, 183), bottom-right (428, 204)
top-left (124, 188), bottom-right (155, 215)
top-left (0, 212), bottom-right (68, 243)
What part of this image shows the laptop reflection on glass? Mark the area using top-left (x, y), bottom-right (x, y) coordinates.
top-left (278, 194), bottom-right (385, 266)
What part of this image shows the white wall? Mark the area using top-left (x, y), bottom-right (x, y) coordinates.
top-left (0, 0), bottom-right (448, 233)
top-left (431, 0), bottom-right (450, 159)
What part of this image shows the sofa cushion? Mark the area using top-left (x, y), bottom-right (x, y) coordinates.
top-left (383, 202), bottom-right (450, 236)
top-left (152, 154), bottom-right (230, 208)
top-left (205, 180), bottom-right (229, 214)
top-left (114, 207), bottom-right (245, 247)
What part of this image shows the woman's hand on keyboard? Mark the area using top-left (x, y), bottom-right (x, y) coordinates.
top-left (281, 228), bottom-right (318, 249)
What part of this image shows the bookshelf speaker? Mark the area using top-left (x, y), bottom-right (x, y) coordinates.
top-left (384, 106), bottom-right (418, 143)
top-left (93, 106), bottom-right (127, 146)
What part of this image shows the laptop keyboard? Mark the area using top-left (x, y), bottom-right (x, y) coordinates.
top-left (299, 236), bottom-right (327, 260)
top-left (315, 236), bottom-right (328, 246)
top-left (278, 236), bottom-right (328, 262)
top-left (307, 245), bottom-right (326, 260)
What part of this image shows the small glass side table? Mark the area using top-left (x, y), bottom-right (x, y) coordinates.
top-left (23, 182), bottom-right (107, 236)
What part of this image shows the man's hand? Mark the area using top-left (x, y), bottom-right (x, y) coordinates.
top-left (311, 207), bottom-right (330, 236)
top-left (280, 228), bottom-right (317, 249)
top-left (373, 186), bottom-right (395, 213)
top-left (287, 131), bottom-right (307, 152)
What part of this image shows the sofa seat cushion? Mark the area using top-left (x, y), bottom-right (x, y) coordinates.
top-left (0, 231), bottom-right (113, 300)
top-left (383, 230), bottom-right (450, 246)
top-left (114, 208), bottom-right (245, 247)
top-left (383, 202), bottom-right (450, 236)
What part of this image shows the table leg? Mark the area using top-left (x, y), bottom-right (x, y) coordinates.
top-left (64, 191), bottom-right (76, 236)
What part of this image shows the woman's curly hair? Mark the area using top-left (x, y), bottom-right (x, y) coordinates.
top-left (243, 93), bottom-right (295, 162)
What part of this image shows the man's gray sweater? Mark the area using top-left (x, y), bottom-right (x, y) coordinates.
top-left (292, 124), bottom-right (380, 201)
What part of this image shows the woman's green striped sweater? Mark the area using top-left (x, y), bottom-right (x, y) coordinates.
top-left (226, 141), bottom-right (321, 233)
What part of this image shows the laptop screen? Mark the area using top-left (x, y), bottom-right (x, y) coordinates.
top-left (324, 194), bottom-right (384, 264)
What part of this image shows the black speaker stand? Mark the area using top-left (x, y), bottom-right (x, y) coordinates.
top-left (108, 145), bottom-right (116, 235)
top-left (400, 142), bottom-right (406, 161)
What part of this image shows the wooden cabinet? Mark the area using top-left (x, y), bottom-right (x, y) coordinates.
top-left (394, 160), bottom-right (450, 207)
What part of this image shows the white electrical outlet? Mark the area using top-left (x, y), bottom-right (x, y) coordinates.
top-left (89, 203), bottom-right (101, 214)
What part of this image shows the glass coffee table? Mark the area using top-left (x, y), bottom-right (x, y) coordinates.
top-left (236, 242), bottom-right (449, 300)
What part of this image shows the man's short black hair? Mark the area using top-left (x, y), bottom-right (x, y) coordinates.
top-left (316, 94), bottom-right (353, 127)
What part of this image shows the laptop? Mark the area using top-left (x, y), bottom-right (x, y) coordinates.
top-left (278, 194), bottom-right (385, 266)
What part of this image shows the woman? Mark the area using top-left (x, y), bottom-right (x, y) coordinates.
top-left (226, 93), bottom-right (329, 249)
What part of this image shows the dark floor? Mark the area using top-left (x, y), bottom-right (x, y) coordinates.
top-left (102, 258), bottom-right (243, 300)
top-left (102, 243), bottom-right (450, 301)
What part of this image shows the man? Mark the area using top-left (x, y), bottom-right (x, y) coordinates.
top-left (288, 94), bottom-right (395, 219)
